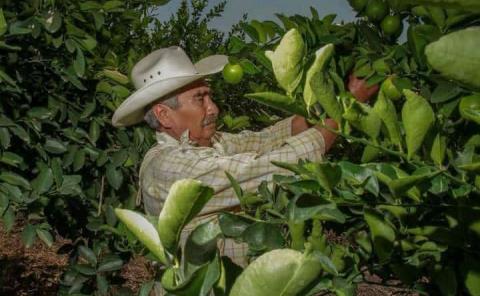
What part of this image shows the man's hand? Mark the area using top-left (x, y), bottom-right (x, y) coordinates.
top-left (291, 115), bottom-right (338, 153)
top-left (313, 118), bottom-right (338, 152)
top-left (347, 73), bottom-right (379, 103)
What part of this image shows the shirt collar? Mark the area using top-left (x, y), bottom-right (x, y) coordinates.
top-left (155, 130), bottom-right (226, 152)
top-left (156, 130), bottom-right (196, 146)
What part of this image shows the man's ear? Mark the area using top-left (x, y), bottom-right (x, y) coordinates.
top-left (152, 104), bottom-right (173, 128)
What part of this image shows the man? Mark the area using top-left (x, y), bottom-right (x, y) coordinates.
top-left (112, 46), bottom-right (373, 267)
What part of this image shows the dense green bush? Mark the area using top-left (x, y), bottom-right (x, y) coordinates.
top-left (114, 1), bottom-right (480, 295)
top-left (0, 0), bottom-right (243, 294)
top-left (2, 0), bottom-right (480, 295)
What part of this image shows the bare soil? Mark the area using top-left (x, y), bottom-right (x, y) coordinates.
top-left (1, 220), bottom-right (419, 296)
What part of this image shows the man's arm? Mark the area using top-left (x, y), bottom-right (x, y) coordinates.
top-left (291, 116), bottom-right (338, 153)
top-left (219, 116), bottom-right (295, 154)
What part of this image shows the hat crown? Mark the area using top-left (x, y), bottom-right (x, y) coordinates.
top-left (131, 46), bottom-right (198, 90)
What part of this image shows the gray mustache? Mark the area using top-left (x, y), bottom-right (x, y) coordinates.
top-left (202, 116), bottom-right (217, 126)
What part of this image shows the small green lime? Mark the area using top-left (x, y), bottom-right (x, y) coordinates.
top-left (366, 0), bottom-right (388, 22)
top-left (349, 0), bottom-right (369, 12)
top-left (222, 63), bottom-right (244, 84)
top-left (381, 15), bottom-right (402, 36)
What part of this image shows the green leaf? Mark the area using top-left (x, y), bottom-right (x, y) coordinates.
top-left (430, 81), bottom-right (462, 103)
top-left (0, 172), bottom-right (31, 190)
top-left (96, 274), bottom-right (109, 295)
top-left (230, 249), bottom-right (323, 296)
top-left (97, 258), bottom-right (123, 272)
top-left (388, 170), bottom-right (441, 196)
top-left (103, 69), bottom-right (129, 85)
top-left (8, 20), bottom-right (31, 35)
top-left (80, 1), bottom-right (102, 10)
top-left (44, 139), bottom-right (67, 154)
top-left (63, 66), bottom-right (87, 90)
top-left (36, 229), bottom-right (54, 247)
top-left (402, 90), bottom-right (435, 159)
top-left (112, 85), bottom-right (130, 98)
top-left (74, 48), bottom-right (86, 77)
top-left (198, 255), bottom-right (222, 296)
top-left (304, 44), bottom-right (341, 121)
top-left (79, 245), bottom-right (97, 266)
top-left (157, 179), bottom-right (214, 253)
top-left (343, 100), bottom-right (382, 140)
top-left (21, 224), bottom-right (37, 248)
top-left (92, 12), bottom-right (105, 31)
top-left (373, 90), bottom-right (402, 148)
top-left (288, 195), bottom-right (346, 224)
top-left (73, 149), bottom-right (86, 172)
top-left (431, 133), bottom-right (447, 166)
top-left (106, 165), bottom-right (123, 190)
top-left (103, 0), bottom-right (123, 11)
top-left (433, 266), bottom-right (457, 296)
top-left (265, 28), bottom-right (304, 95)
top-left (138, 281), bottom-right (154, 296)
top-left (58, 175), bottom-right (82, 196)
top-left (89, 121), bottom-right (100, 144)
top-left (0, 183), bottom-right (22, 202)
top-left (302, 162), bottom-right (342, 193)
top-left (218, 212), bottom-right (251, 238)
top-left (44, 12), bottom-right (62, 34)
top-left (462, 257), bottom-right (480, 296)
top-left (0, 193), bottom-right (8, 217)
top-left (245, 92), bottom-right (308, 117)
top-left (0, 127), bottom-right (11, 149)
top-left (184, 220), bottom-right (222, 274)
top-left (161, 265), bottom-right (209, 295)
top-left (239, 59), bottom-right (259, 75)
top-left (27, 107), bottom-right (53, 119)
top-left (31, 167), bottom-right (53, 194)
top-left (2, 207), bottom-right (15, 232)
top-left (242, 222), bottom-right (284, 252)
top-left (364, 209), bottom-right (395, 262)
top-left (115, 209), bottom-right (167, 265)
top-left (0, 9), bottom-right (7, 36)
top-left (425, 27), bottom-right (480, 89)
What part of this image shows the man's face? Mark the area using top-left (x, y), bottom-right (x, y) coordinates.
top-left (167, 80), bottom-right (219, 146)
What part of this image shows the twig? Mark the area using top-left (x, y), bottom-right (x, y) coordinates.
top-left (97, 176), bottom-right (105, 216)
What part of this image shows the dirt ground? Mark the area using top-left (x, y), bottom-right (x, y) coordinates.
top-left (1, 221), bottom-right (418, 296)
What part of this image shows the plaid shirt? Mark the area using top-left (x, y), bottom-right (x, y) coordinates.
top-left (139, 116), bottom-right (326, 218)
top-left (139, 116), bottom-right (325, 272)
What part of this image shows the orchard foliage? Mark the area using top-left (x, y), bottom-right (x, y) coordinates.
top-left (0, 0), bottom-right (235, 294)
top-left (2, 0), bottom-right (480, 295)
top-left (116, 0), bottom-right (480, 294)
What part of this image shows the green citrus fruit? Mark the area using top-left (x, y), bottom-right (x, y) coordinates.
top-left (459, 94), bottom-right (480, 125)
top-left (366, 0), bottom-right (388, 22)
top-left (381, 15), bottom-right (402, 36)
top-left (222, 63), bottom-right (244, 84)
top-left (349, 0), bottom-right (368, 12)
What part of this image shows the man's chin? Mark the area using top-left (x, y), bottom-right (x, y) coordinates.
top-left (204, 123), bottom-right (216, 130)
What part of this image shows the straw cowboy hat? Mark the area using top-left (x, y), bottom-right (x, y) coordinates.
top-left (112, 46), bottom-right (228, 127)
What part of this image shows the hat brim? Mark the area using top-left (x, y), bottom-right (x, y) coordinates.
top-left (112, 54), bottom-right (228, 127)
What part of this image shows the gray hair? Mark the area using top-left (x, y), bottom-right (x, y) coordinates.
top-left (144, 95), bottom-right (180, 130)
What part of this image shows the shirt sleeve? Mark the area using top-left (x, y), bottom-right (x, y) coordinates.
top-left (141, 127), bottom-right (326, 216)
top-left (219, 116), bottom-right (294, 154)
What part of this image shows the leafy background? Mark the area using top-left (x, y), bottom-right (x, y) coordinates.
top-left (1, 0), bottom-right (480, 295)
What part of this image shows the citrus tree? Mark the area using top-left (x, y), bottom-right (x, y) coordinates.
top-left (0, 0), bottom-right (239, 294)
top-left (114, 0), bottom-right (480, 295)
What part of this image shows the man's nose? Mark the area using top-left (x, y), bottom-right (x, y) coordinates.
top-left (205, 96), bottom-right (219, 115)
